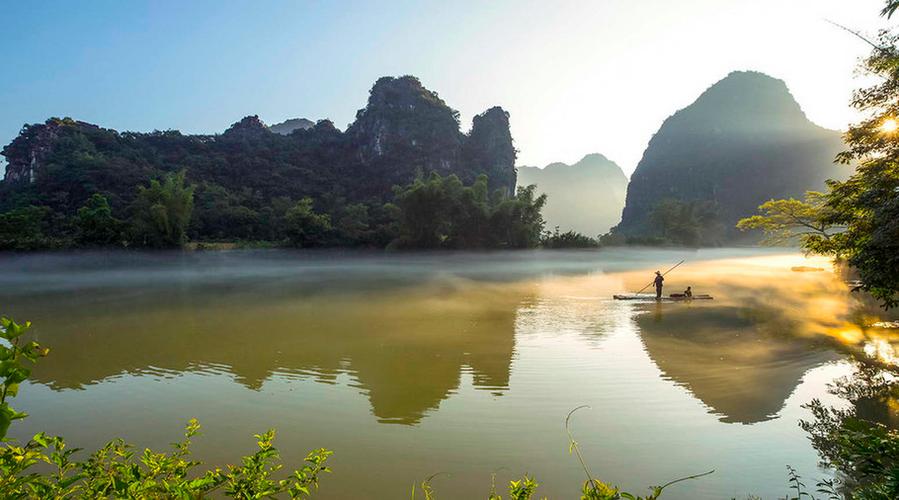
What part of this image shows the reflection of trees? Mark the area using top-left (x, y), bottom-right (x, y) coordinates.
top-left (637, 304), bottom-right (837, 424)
top-left (800, 363), bottom-right (899, 497)
top-left (18, 282), bottom-right (523, 425)
top-left (825, 364), bottom-right (899, 430)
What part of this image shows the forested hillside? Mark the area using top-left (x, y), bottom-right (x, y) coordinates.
top-left (0, 76), bottom-right (531, 249)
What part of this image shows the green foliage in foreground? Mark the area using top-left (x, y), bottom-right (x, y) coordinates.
top-left (1, 423), bottom-right (331, 499)
top-left (0, 317), bottom-right (48, 437)
top-left (1, 316), bottom-right (331, 498)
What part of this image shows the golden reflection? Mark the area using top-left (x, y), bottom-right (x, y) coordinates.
top-left (22, 281), bottom-right (528, 425)
top-left (612, 254), bottom-right (899, 365)
top-left (514, 252), bottom-right (899, 422)
top-left (12, 250), bottom-right (899, 427)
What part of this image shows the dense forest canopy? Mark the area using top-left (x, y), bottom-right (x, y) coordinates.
top-left (0, 76), bottom-right (535, 249)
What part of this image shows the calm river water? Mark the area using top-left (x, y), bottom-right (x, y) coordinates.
top-left (3, 248), bottom-right (893, 498)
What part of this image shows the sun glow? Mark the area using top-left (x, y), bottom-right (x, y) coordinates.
top-left (880, 118), bottom-right (898, 133)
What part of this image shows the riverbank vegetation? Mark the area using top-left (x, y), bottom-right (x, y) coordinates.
top-left (598, 199), bottom-right (724, 248)
top-left (0, 170), bottom-right (601, 252)
top-left (541, 227), bottom-right (600, 249)
top-left (738, 4), bottom-right (899, 309)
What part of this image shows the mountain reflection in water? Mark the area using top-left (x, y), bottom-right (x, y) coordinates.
top-left (3, 248), bottom-right (896, 499)
top-left (20, 283), bottom-right (522, 424)
top-left (637, 304), bottom-right (837, 423)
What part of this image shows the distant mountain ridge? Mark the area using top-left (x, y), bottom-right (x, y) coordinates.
top-left (269, 118), bottom-right (314, 135)
top-left (615, 70), bottom-right (848, 241)
top-left (517, 153), bottom-right (628, 236)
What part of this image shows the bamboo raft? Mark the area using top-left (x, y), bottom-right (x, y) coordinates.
top-left (612, 293), bottom-right (713, 301)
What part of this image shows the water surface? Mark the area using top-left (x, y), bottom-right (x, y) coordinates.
top-left (3, 248), bottom-right (891, 498)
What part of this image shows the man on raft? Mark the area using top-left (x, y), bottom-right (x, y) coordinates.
top-left (654, 271), bottom-right (664, 300)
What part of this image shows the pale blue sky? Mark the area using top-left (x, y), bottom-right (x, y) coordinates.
top-left (0, 0), bottom-right (891, 175)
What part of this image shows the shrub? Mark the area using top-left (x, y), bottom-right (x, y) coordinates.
top-left (0, 316), bottom-right (332, 499)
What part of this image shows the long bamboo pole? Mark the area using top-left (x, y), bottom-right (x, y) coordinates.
top-left (633, 259), bottom-right (686, 295)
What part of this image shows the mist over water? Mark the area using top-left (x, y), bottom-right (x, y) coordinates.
top-left (3, 248), bottom-right (897, 499)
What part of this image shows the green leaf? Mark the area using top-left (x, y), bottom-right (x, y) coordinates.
top-left (32, 432), bottom-right (49, 447)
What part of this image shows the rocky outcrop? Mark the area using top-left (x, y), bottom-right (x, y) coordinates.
top-left (347, 76), bottom-right (463, 163)
top-left (616, 71), bottom-right (848, 239)
top-left (269, 118), bottom-right (314, 135)
top-left (517, 153), bottom-right (628, 235)
top-left (346, 76), bottom-right (516, 194)
top-left (222, 115), bottom-right (270, 138)
top-left (1, 118), bottom-right (100, 184)
top-left (297, 119), bottom-right (343, 145)
top-left (1, 75), bottom-right (517, 207)
top-left (464, 107), bottom-right (517, 195)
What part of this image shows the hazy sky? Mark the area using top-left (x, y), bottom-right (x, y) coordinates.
top-left (0, 0), bottom-right (892, 176)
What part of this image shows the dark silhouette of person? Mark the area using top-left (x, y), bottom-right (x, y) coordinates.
top-left (684, 286), bottom-right (692, 298)
top-left (654, 271), bottom-right (664, 300)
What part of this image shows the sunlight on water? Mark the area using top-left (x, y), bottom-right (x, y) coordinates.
top-left (1, 248), bottom-right (896, 499)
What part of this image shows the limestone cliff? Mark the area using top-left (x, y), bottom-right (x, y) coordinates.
top-left (616, 71), bottom-right (847, 240)
top-left (346, 76), bottom-right (516, 195)
top-left (2, 118), bottom-right (101, 184)
top-left (465, 107), bottom-right (517, 196)
top-left (1, 76), bottom-right (517, 211)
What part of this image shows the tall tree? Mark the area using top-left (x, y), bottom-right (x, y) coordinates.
top-left (488, 184), bottom-right (547, 249)
top-left (284, 197), bottom-right (333, 247)
top-left (76, 193), bottom-right (123, 246)
top-left (807, 27), bottom-right (899, 308)
top-left (390, 172), bottom-right (546, 249)
top-left (391, 172), bottom-right (461, 249)
top-left (130, 171), bottom-right (195, 248)
top-left (0, 206), bottom-right (53, 250)
top-left (738, 7), bottom-right (899, 308)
